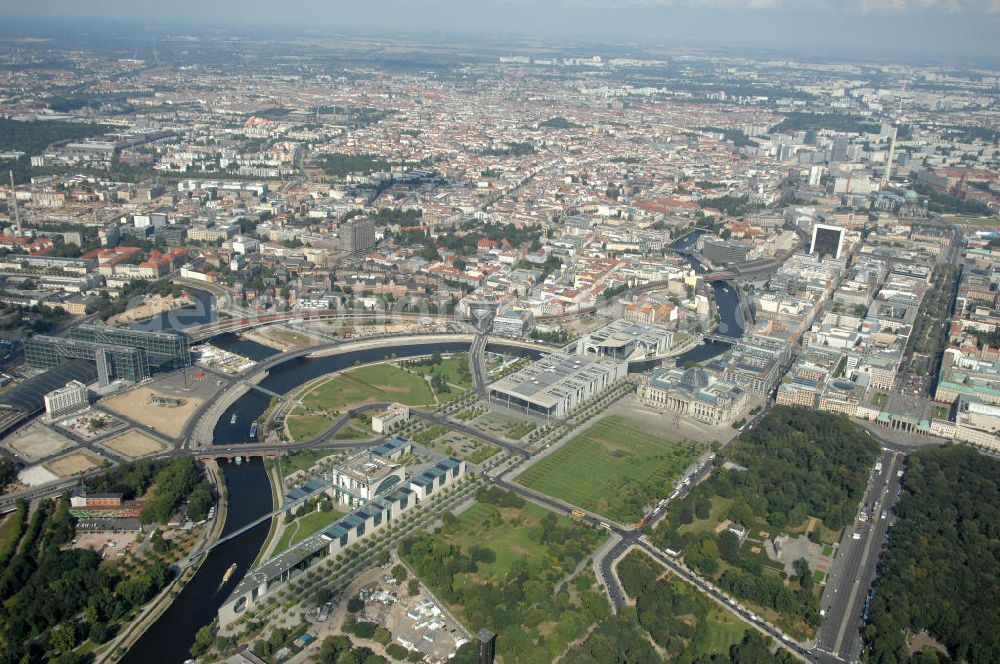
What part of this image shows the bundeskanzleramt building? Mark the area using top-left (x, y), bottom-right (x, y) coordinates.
top-left (218, 454), bottom-right (466, 626)
top-left (488, 352), bottom-right (627, 418)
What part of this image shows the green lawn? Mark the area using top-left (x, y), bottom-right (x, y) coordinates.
top-left (333, 424), bottom-right (371, 440)
top-left (445, 502), bottom-right (555, 579)
top-left (0, 513), bottom-right (20, 552)
top-left (697, 604), bottom-right (752, 656)
top-left (516, 415), bottom-right (702, 523)
top-left (467, 442), bottom-right (501, 464)
top-left (872, 393), bottom-right (888, 409)
top-left (403, 493), bottom-right (609, 663)
top-left (285, 414), bottom-right (334, 441)
top-left (408, 356), bottom-right (473, 390)
top-left (273, 508), bottom-right (345, 555)
top-left (280, 449), bottom-right (339, 479)
top-left (677, 496), bottom-right (735, 536)
top-left (413, 424), bottom-right (449, 445)
top-left (943, 214), bottom-right (1000, 227)
top-left (297, 363), bottom-right (436, 415)
top-left (504, 420), bottom-right (537, 440)
top-left (822, 545), bottom-right (834, 557)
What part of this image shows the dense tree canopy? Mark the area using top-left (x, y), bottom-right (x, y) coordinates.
top-left (400, 489), bottom-right (606, 663)
top-left (864, 446), bottom-right (1000, 664)
top-left (0, 118), bottom-right (109, 155)
top-left (770, 112), bottom-right (880, 135)
top-left (140, 457), bottom-right (212, 524)
top-left (0, 496), bottom-right (173, 663)
top-left (654, 407), bottom-right (879, 633)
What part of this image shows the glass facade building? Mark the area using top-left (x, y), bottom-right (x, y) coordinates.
top-left (25, 336), bottom-right (150, 385)
top-left (69, 325), bottom-right (189, 367)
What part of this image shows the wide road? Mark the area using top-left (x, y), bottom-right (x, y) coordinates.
top-left (813, 449), bottom-right (905, 664)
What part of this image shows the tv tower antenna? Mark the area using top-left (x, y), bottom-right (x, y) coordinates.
top-left (9, 170), bottom-right (21, 237)
top-left (882, 82), bottom-right (906, 188)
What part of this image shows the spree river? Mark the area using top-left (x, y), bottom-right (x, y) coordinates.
top-left (125, 340), bottom-right (540, 662)
top-left (128, 256), bottom-right (746, 661)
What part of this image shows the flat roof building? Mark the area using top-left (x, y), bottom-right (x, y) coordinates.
top-left (575, 319), bottom-right (674, 360)
top-left (43, 380), bottom-right (89, 420)
top-left (810, 224), bottom-right (846, 260)
top-left (26, 335), bottom-right (150, 386)
top-left (70, 325), bottom-right (189, 368)
top-left (488, 352), bottom-right (627, 419)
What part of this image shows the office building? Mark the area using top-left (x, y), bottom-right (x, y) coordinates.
top-left (492, 309), bottom-right (534, 338)
top-left (347, 219), bottom-right (376, 256)
top-left (701, 237), bottom-right (754, 265)
top-left (488, 352), bottom-right (627, 419)
top-left (43, 380), bottom-right (89, 420)
top-left (70, 325), bottom-right (190, 368)
top-left (478, 629), bottom-right (497, 664)
top-left (576, 319), bottom-right (674, 360)
top-left (371, 403), bottom-right (410, 433)
top-left (26, 336), bottom-right (150, 385)
top-left (721, 336), bottom-right (790, 396)
top-left (810, 224), bottom-right (846, 260)
top-left (808, 165), bottom-right (825, 187)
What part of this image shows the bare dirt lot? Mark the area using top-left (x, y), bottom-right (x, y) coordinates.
top-left (44, 451), bottom-right (104, 477)
top-left (4, 425), bottom-right (75, 462)
top-left (101, 430), bottom-right (168, 459)
top-left (102, 387), bottom-right (203, 439)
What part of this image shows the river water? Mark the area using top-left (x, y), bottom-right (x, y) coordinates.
top-left (127, 252), bottom-right (746, 661)
top-left (122, 458), bottom-right (272, 664)
top-left (126, 338), bottom-right (539, 662)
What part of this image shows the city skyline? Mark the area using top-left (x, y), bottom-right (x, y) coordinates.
top-left (0, 16), bottom-right (996, 664)
top-left (2, 1), bottom-right (1000, 64)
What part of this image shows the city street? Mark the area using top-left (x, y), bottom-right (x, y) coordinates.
top-left (813, 449), bottom-right (905, 664)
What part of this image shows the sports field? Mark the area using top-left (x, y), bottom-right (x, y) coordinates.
top-left (296, 363), bottom-right (436, 415)
top-left (516, 415), bottom-right (702, 523)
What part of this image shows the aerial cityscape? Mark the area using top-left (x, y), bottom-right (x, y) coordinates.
top-left (0, 4), bottom-right (997, 664)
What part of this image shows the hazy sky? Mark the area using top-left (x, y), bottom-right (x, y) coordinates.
top-left (4, 0), bottom-right (1000, 64)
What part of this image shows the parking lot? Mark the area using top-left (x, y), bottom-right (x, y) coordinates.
top-left (72, 531), bottom-right (139, 560)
